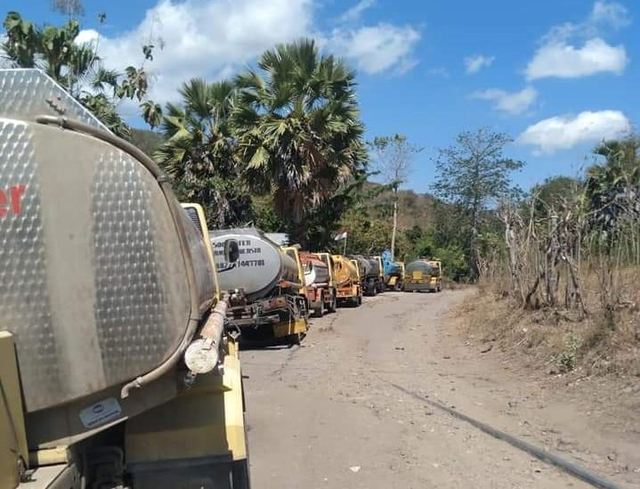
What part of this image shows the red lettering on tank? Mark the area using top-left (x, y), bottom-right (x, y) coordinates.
top-left (0, 185), bottom-right (26, 217)
top-left (0, 189), bottom-right (7, 218)
top-left (10, 185), bottom-right (26, 215)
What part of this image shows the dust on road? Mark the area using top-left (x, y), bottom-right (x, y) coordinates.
top-left (241, 290), bottom-right (634, 489)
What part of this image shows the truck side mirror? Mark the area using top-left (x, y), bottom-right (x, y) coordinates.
top-left (224, 239), bottom-right (240, 263)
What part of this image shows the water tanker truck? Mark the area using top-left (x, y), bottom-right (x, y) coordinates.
top-left (300, 252), bottom-right (337, 317)
top-left (404, 258), bottom-right (442, 292)
top-left (352, 255), bottom-right (385, 296)
top-left (381, 250), bottom-right (405, 291)
top-left (0, 69), bottom-right (250, 488)
top-left (210, 228), bottom-right (309, 344)
top-left (330, 255), bottom-right (363, 306)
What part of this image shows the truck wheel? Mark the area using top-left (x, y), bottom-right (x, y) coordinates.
top-left (288, 332), bottom-right (302, 346)
top-left (394, 281), bottom-right (402, 291)
top-left (357, 294), bottom-right (363, 306)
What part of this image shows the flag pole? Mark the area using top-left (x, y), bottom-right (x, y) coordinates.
top-left (343, 233), bottom-right (347, 255)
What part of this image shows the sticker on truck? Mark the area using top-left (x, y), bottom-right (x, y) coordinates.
top-left (79, 397), bottom-right (122, 428)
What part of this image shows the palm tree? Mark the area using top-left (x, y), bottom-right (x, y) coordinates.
top-left (2, 11), bottom-right (154, 139)
top-left (232, 38), bottom-right (366, 246)
top-left (155, 78), bottom-right (252, 227)
top-left (586, 137), bottom-right (640, 232)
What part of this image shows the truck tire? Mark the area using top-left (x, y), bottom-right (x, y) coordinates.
top-left (357, 294), bottom-right (363, 306)
top-left (288, 332), bottom-right (302, 346)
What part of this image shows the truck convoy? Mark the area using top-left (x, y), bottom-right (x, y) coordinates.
top-left (0, 69), bottom-right (249, 488)
top-left (300, 252), bottom-right (337, 317)
top-left (331, 255), bottom-right (363, 306)
top-left (404, 258), bottom-right (443, 292)
top-left (210, 228), bottom-right (309, 344)
top-left (381, 250), bottom-right (405, 291)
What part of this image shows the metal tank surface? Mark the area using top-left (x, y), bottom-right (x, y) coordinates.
top-left (382, 249), bottom-right (403, 276)
top-left (406, 259), bottom-right (436, 275)
top-left (210, 228), bottom-right (300, 301)
top-left (0, 69), bottom-right (215, 415)
top-left (333, 256), bottom-right (359, 286)
top-left (353, 255), bottom-right (379, 277)
top-left (300, 252), bottom-right (329, 286)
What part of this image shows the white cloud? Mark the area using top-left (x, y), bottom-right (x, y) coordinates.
top-left (78, 0), bottom-right (420, 103)
top-left (427, 67), bottom-right (450, 78)
top-left (75, 28), bottom-right (100, 45)
top-left (526, 37), bottom-right (627, 80)
top-left (326, 23), bottom-right (420, 75)
top-left (526, 1), bottom-right (630, 80)
top-left (339, 0), bottom-right (376, 23)
top-left (589, 0), bottom-right (631, 29)
top-left (518, 110), bottom-right (631, 154)
top-left (464, 54), bottom-right (494, 74)
top-left (82, 0), bottom-right (314, 103)
top-left (473, 86), bottom-right (537, 115)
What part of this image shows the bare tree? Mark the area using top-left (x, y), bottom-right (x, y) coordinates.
top-left (369, 134), bottom-right (422, 260)
top-left (51, 0), bottom-right (85, 19)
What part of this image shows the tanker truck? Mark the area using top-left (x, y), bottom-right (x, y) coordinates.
top-left (404, 258), bottom-right (442, 292)
top-left (352, 255), bottom-right (385, 296)
top-left (210, 228), bottom-right (309, 345)
top-left (0, 69), bottom-right (249, 488)
top-left (300, 252), bottom-right (337, 317)
top-left (331, 255), bottom-right (363, 306)
top-left (381, 250), bottom-right (405, 291)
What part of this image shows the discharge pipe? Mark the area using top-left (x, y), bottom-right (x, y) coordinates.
top-left (184, 299), bottom-right (229, 375)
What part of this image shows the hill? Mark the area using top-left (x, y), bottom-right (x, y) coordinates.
top-left (365, 181), bottom-right (438, 231)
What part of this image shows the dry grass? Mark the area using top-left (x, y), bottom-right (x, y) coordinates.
top-left (461, 270), bottom-right (640, 377)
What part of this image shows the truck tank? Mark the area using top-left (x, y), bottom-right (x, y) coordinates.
top-left (332, 256), bottom-right (359, 286)
top-left (406, 259), bottom-right (437, 276)
top-left (0, 68), bottom-right (216, 434)
top-left (382, 250), bottom-right (403, 276)
top-left (352, 255), bottom-right (379, 278)
top-left (300, 251), bottom-right (330, 286)
top-left (210, 228), bottom-right (301, 301)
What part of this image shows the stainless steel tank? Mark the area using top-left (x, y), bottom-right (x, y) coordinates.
top-left (0, 69), bottom-right (216, 416)
top-left (210, 228), bottom-right (300, 301)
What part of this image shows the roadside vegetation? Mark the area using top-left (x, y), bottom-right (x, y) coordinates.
top-left (3, 8), bottom-right (638, 376)
top-left (467, 137), bottom-right (640, 377)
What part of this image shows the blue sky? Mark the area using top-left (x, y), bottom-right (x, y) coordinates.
top-left (6, 0), bottom-right (638, 193)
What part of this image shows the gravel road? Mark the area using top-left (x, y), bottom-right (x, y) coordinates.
top-left (241, 289), bottom-right (635, 489)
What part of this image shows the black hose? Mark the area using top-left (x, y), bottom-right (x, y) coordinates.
top-left (385, 380), bottom-right (624, 489)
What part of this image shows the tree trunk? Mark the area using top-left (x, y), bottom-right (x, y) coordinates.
top-left (390, 187), bottom-right (398, 261)
top-left (290, 219), bottom-right (307, 249)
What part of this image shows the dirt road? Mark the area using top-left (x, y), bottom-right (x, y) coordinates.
top-left (241, 289), bottom-right (638, 489)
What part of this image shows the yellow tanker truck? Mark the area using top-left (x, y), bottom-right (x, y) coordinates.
top-left (331, 254), bottom-right (363, 306)
top-left (0, 69), bottom-right (250, 488)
